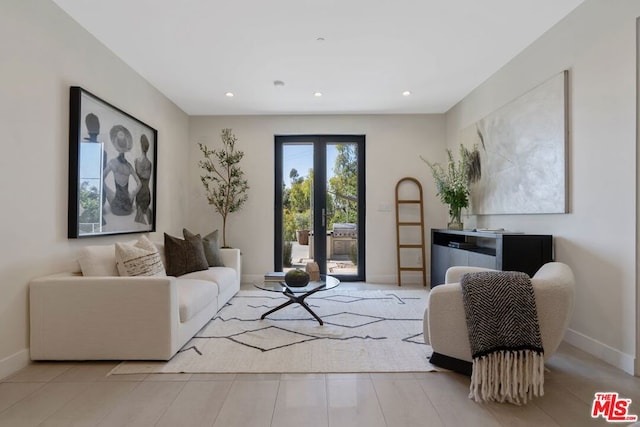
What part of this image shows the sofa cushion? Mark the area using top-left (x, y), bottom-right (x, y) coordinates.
top-left (115, 236), bottom-right (166, 277)
top-left (177, 278), bottom-right (219, 322)
top-left (164, 233), bottom-right (209, 277)
top-left (78, 244), bottom-right (119, 276)
top-left (180, 267), bottom-right (237, 291)
top-left (183, 228), bottom-right (224, 267)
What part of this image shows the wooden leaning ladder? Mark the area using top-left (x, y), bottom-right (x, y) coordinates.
top-left (395, 177), bottom-right (427, 287)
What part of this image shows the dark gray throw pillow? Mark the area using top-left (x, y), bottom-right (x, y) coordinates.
top-left (183, 228), bottom-right (224, 267)
top-left (164, 232), bottom-right (209, 276)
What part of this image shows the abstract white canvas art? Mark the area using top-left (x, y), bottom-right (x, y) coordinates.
top-left (462, 71), bottom-right (568, 215)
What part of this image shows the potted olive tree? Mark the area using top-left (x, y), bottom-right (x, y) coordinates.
top-left (198, 128), bottom-right (249, 247)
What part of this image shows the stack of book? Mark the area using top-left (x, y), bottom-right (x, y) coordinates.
top-left (448, 241), bottom-right (476, 249)
top-left (264, 272), bottom-right (285, 282)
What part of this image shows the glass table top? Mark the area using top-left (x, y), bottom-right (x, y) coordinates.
top-left (254, 274), bottom-right (340, 293)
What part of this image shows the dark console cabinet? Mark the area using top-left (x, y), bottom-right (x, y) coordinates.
top-left (430, 229), bottom-right (553, 288)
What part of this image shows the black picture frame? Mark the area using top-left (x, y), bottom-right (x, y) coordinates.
top-left (68, 86), bottom-right (158, 238)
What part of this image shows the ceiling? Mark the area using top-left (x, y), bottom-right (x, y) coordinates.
top-left (51, 0), bottom-right (584, 116)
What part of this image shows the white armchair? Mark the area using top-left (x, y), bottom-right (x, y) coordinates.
top-left (424, 262), bottom-right (575, 374)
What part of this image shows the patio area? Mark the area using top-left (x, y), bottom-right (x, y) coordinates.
top-left (289, 241), bottom-right (357, 275)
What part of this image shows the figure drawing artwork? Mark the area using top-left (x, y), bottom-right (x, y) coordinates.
top-left (68, 87), bottom-right (157, 237)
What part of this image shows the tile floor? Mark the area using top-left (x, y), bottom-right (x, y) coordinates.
top-left (0, 282), bottom-right (638, 426)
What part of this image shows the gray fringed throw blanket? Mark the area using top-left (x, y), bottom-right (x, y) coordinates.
top-left (461, 271), bottom-right (544, 405)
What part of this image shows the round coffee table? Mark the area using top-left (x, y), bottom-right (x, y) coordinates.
top-left (254, 274), bottom-right (340, 325)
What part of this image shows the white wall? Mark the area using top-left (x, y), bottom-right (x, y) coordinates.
top-left (446, 0), bottom-right (639, 374)
top-left (0, 0), bottom-right (189, 378)
top-left (188, 115), bottom-right (446, 284)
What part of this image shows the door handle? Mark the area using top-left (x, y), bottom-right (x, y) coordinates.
top-left (321, 208), bottom-right (326, 227)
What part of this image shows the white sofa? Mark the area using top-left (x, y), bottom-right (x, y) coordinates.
top-left (424, 262), bottom-right (575, 374)
top-left (29, 246), bottom-right (241, 361)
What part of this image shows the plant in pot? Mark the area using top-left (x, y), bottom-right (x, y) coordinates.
top-left (283, 241), bottom-right (293, 268)
top-left (284, 268), bottom-right (310, 287)
top-left (421, 144), bottom-right (480, 230)
top-left (198, 128), bottom-right (249, 247)
top-left (294, 211), bottom-right (311, 245)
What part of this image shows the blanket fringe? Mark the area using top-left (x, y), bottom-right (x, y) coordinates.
top-left (469, 350), bottom-right (544, 405)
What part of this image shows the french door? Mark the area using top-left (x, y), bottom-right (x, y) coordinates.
top-left (274, 135), bottom-right (365, 281)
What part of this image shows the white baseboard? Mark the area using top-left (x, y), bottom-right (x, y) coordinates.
top-left (242, 274), bottom-right (262, 285)
top-left (363, 274), bottom-right (396, 285)
top-left (244, 273), bottom-right (394, 285)
top-left (368, 273), bottom-right (431, 286)
top-left (564, 329), bottom-right (636, 375)
top-left (0, 348), bottom-right (30, 381)
top-left (243, 273), bottom-right (431, 286)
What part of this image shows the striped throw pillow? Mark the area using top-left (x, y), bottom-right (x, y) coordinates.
top-left (115, 235), bottom-right (166, 277)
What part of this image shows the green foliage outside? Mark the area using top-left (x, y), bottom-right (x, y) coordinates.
top-left (78, 181), bottom-right (100, 224)
top-left (282, 167), bottom-right (313, 241)
top-left (328, 144), bottom-right (358, 226)
top-left (282, 144), bottom-right (358, 242)
top-left (349, 243), bottom-right (358, 265)
top-left (283, 241), bottom-right (293, 267)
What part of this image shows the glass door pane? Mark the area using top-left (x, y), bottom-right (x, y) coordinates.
top-left (281, 143), bottom-right (313, 271)
top-left (325, 142), bottom-right (358, 277)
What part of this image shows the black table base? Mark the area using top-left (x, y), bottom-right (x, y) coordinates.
top-left (260, 284), bottom-right (327, 325)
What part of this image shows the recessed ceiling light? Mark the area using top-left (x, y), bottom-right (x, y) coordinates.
top-left (225, 92), bottom-right (234, 97)
top-left (402, 90), bottom-right (411, 96)
top-left (314, 92), bottom-right (323, 97)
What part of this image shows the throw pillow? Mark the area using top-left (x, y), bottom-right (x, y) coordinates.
top-left (115, 235), bottom-right (166, 277)
top-left (183, 228), bottom-right (225, 267)
top-left (78, 244), bottom-right (119, 276)
top-left (164, 232), bottom-right (209, 276)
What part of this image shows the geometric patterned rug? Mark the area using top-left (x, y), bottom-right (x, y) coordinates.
top-left (110, 289), bottom-right (438, 374)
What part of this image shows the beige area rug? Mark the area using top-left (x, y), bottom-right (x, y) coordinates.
top-left (110, 289), bottom-right (438, 375)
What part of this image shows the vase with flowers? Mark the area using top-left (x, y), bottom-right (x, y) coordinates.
top-left (421, 144), bottom-right (480, 230)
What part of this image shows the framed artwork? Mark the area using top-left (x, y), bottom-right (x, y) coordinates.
top-left (461, 70), bottom-right (568, 215)
top-left (68, 86), bottom-right (157, 238)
